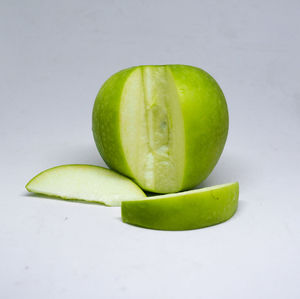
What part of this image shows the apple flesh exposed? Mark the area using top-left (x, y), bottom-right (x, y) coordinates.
top-left (25, 165), bottom-right (146, 206)
top-left (93, 65), bottom-right (229, 193)
top-left (122, 182), bottom-right (239, 230)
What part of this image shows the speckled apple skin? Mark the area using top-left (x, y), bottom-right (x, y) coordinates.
top-left (168, 65), bottom-right (229, 190)
top-left (92, 67), bottom-right (135, 178)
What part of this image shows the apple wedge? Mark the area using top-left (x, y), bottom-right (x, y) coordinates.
top-left (121, 182), bottom-right (239, 230)
top-left (26, 165), bottom-right (146, 206)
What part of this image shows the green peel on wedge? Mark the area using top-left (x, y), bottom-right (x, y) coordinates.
top-left (121, 182), bottom-right (239, 230)
top-left (25, 165), bottom-right (146, 206)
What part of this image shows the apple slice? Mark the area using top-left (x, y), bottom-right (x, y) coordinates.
top-left (121, 182), bottom-right (239, 230)
top-left (26, 165), bottom-right (146, 206)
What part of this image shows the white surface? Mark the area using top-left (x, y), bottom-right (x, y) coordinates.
top-left (1, 1), bottom-right (299, 298)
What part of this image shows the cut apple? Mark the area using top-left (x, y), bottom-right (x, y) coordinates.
top-left (121, 182), bottom-right (239, 230)
top-left (119, 67), bottom-right (185, 193)
top-left (26, 165), bottom-right (146, 206)
top-left (93, 65), bottom-right (229, 194)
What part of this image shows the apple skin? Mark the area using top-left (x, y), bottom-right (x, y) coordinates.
top-left (92, 67), bottom-right (135, 177)
top-left (92, 65), bottom-right (229, 193)
top-left (169, 65), bottom-right (228, 190)
top-left (121, 182), bottom-right (239, 231)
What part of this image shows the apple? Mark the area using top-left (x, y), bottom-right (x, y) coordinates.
top-left (122, 182), bottom-right (239, 230)
top-left (93, 65), bottom-right (229, 194)
top-left (25, 165), bottom-right (146, 206)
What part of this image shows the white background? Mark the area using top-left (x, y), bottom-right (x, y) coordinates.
top-left (1, 1), bottom-right (299, 298)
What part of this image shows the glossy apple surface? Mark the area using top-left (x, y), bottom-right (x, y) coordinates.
top-left (122, 182), bottom-right (239, 230)
top-left (93, 65), bottom-right (228, 193)
top-left (26, 165), bottom-right (146, 206)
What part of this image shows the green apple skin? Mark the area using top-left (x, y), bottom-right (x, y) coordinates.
top-left (26, 164), bottom-right (146, 207)
top-left (93, 65), bottom-right (229, 193)
top-left (122, 182), bottom-right (239, 231)
top-left (93, 68), bottom-right (135, 177)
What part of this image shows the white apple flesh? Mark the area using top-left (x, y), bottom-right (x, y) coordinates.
top-left (26, 165), bottom-right (146, 206)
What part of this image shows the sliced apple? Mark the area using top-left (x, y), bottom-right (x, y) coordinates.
top-left (93, 65), bottom-right (229, 194)
top-left (121, 182), bottom-right (239, 230)
top-left (26, 165), bottom-right (146, 206)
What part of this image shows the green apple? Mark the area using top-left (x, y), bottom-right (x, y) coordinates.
top-left (93, 65), bottom-right (229, 194)
top-left (25, 165), bottom-right (146, 206)
top-left (122, 182), bottom-right (239, 230)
